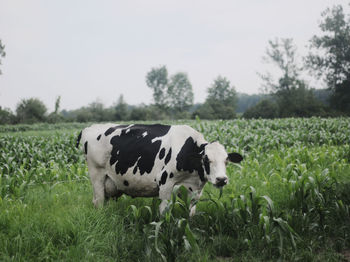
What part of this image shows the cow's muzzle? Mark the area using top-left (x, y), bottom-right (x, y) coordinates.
top-left (215, 177), bottom-right (228, 187)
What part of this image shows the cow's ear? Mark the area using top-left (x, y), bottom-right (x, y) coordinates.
top-left (227, 153), bottom-right (243, 163)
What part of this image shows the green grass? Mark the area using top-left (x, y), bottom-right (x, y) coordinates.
top-left (1, 118), bottom-right (350, 261)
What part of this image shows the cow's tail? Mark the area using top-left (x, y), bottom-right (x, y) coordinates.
top-left (76, 130), bottom-right (83, 148)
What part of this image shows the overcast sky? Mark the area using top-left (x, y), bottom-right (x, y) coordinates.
top-left (0, 0), bottom-right (347, 112)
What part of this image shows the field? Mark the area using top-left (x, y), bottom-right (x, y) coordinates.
top-left (1, 118), bottom-right (350, 261)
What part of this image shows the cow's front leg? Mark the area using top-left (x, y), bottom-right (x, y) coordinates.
top-left (158, 184), bottom-right (173, 215)
top-left (88, 166), bottom-right (106, 208)
top-left (159, 199), bottom-right (169, 215)
top-left (189, 189), bottom-right (203, 217)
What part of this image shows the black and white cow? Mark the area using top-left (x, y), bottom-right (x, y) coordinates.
top-left (77, 124), bottom-right (243, 216)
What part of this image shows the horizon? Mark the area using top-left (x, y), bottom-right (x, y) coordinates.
top-left (0, 0), bottom-right (347, 112)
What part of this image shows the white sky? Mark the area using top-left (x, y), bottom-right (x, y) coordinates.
top-left (0, 0), bottom-right (347, 112)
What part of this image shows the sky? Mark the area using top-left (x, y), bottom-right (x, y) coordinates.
top-left (0, 0), bottom-right (348, 112)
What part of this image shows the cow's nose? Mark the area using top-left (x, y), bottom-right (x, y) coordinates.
top-left (215, 177), bottom-right (228, 187)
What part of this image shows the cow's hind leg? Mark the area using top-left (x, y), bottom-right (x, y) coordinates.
top-left (88, 166), bottom-right (106, 207)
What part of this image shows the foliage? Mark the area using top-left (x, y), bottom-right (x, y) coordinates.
top-left (236, 93), bottom-right (269, 113)
top-left (306, 4), bottom-right (350, 114)
top-left (167, 72), bottom-right (194, 114)
top-left (243, 99), bottom-right (279, 119)
top-left (0, 106), bottom-right (16, 124)
top-left (194, 76), bottom-right (238, 119)
top-left (146, 65), bottom-right (169, 109)
top-left (257, 38), bottom-right (326, 118)
top-left (114, 95), bottom-right (129, 121)
top-left (15, 98), bottom-right (48, 124)
top-left (146, 66), bottom-right (195, 118)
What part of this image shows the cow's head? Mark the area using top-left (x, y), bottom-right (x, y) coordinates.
top-left (202, 142), bottom-right (243, 187)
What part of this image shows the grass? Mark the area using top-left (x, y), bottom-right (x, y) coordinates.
top-left (1, 118), bottom-right (350, 261)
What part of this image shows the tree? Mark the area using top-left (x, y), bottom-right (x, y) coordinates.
top-left (306, 4), bottom-right (350, 114)
top-left (129, 105), bottom-right (148, 120)
top-left (259, 38), bottom-right (302, 94)
top-left (194, 76), bottom-right (237, 119)
top-left (16, 98), bottom-right (47, 123)
top-left (114, 94), bottom-right (129, 121)
top-left (47, 96), bottom-right (64, 123)
top-left (0, 39), bottom-right (5, 75)
top-left (167, 72), bottom-right (194, 113)
top-left (0, 106), bottom-right (15, 124)
top-left (236, 93), bottom-right (269, 113)
top-left (259, 38), bottom-right (324, 117)
top-left (54, 96), bottom-right (61, 114)
top-left (243, 99), bottom-right (279, 119)
top-left (206, 76), bottom-right (237, 119)
top-left (146, 65), bottom-right (169, 109)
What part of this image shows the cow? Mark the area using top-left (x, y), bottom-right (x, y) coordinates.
top-left (76, 123), bottom-right (243, 216)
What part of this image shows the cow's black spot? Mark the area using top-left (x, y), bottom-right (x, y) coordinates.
top-left (160, 171), bottom-right (168, 185)
top-left (97, 134), bottom-right (101, 140)
top-left (176, 137), bottom-right (207, 182)
top-left (204, 155), bottom-right (210, 175)
top-left (169, 172), bottom-right (174, 178)
top-left (159, 148), bottom-right (166, 160)
top-left (189, 187), bottom-right (193, 192)
top-left (76, 131), bottom-right (82, 148)
top-left (165, 148), bottom-right (172, 165)
top-left (133, 166), bottom-right (137, 174)
top-left (110, 124), bottom-right (171, 175)
top-left (105, 125), bottom-right (129, 136)
top-left (124, 180), bottom-right (129, 186)
top-left (84, 141), bottom-right (88, 154)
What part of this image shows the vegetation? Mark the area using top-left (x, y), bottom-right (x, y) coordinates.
top-left (1, 118), bottom-right (350, 261)
top-left (306, 4), bottom-right (350, 114)
top-left (194, 76), bottom-right (238, 120)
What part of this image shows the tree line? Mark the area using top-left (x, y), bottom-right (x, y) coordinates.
top-left (0, 3), bottom-right (349, 124)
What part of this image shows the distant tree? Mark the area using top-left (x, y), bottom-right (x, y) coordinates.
top-left (167, 72), bottom-right (194, 114)
top-left (114, 95), bottom-right (129, 121)
top-left (75, 107), bottom-right (94, 122)
top-left (129, 105), bottom-right (148, 120)
top-left (47, 96), bottom-right (64, 123)
top-left (306, 4), bottom-right (350, 114)
top-left (243, 99), bottom-right (279, 119)
top-left (193, 76), bottom-right (237, 119)
top-left (146, 65), bottom-right (169, 109)
top-left (0, 106), bottom-right (15, 124)
top-left (88, 100), bottom-right (106, 122)
top-left (16, 98), bottom-right (47, 123)
top-left (312, 88), bottom-right (332, 106)
top-left (0, 39), bottom-right (5, 75)
top-left (260, 38), bottom-right (324, 117)
top-left (236, 93), bottom-right (269, 113)
top-left (206, 76), bottom-right (237, 119)
top-left (259, 38), bottom-right (302, 94)
top-left (54, 96), bottom-right (61, 114)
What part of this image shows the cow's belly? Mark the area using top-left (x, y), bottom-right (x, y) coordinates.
top-left (122, 183), bottom-right (159, 197)
top-left (107, 168), bottom-right (159, 198)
